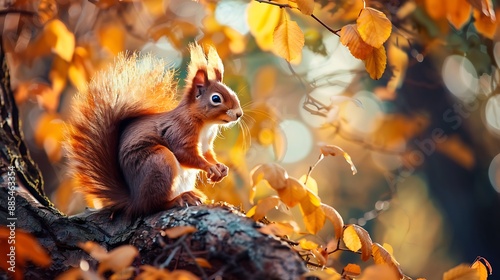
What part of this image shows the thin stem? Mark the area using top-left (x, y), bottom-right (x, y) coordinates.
top-left (310, 14), bottom-right (340, 36)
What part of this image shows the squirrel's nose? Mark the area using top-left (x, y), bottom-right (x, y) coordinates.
top-left (236, 112), bottom-right (242, 119)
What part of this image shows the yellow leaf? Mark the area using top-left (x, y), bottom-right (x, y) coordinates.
top-left (343, 263), bottom-right (361, 277)
top-left (299, 174), bottom-right (318, 196)
top-left (161, 226), bottom-right (197, 239)
top-left (447, 0), bottom-right (472, 30)
top-left (299, 239), bottom-right (319, 250)
top-left (98, 245), bottom-right (138, 274)
top-left (278, 177), bottom-right (308, 207)
top-left (364, 45), bottom-right (387, 80)
top-left (247, 196), bottom-right (281, 220)
top-left (302, 268), bottom-right (341, 280)
top-left (443, 264), bottom-right (480, 280)
top-left (50, 55), bottom-right (69, 96)
top-left (273, 13), bottom-right (305, 62)
top-left (98, 24), bottom-right (125, 55)
top-left (342, 224), bottom-right (372, 261)
top-left (343, 225), bottom-right (361, 252)
top-left (320, 203), bottom-right (344, 240)
top-left (247, 1), bottom-right (282, 51)
top-left (339, 24), bottom-right (374, 60)
top-left (45, 19), bottom-right (75, 62)
top-left (68, 53), bottom-right (89, 91)
top-left (356, 7), bottom-right (392, 48)
top-left (299, 193), bottom-right (326, 234)
top-left (382, 242), bottom-right (394, 256)
top-left (295, 0), bottom-right (315, 15)
top-left (250, 163), bottom-right (288, 190)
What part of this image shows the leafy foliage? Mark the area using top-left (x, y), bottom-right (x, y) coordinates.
top-left (2, 0), bottom-right (499, 278)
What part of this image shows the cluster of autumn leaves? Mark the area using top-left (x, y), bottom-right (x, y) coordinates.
top-left (248, 1), bottom-right (392, 79)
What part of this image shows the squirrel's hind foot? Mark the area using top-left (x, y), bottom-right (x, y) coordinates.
top-left (167, 190), bottom-right (206, 208)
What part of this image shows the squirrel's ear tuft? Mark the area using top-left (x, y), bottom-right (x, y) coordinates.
top-left (207, 46), bottom-right (224, 82)
top-left (186, 43), bottom-right (208, 88)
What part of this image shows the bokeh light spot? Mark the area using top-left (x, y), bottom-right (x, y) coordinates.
top-left (442, 55), bottom-right (479, 100)
top-left (279, 119), bottom-right (313, 163)
top-left (488, 153), bottom-right (500, 193)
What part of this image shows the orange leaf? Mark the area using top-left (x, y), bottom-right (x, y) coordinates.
top-left (372, 243), bottom-right (403, 278)
top-left (319, 144), bottom-right (358, 174)
top-left (33, 82), bottom-right (61, 113)
top-left (246, 196), bottom-right (281, 220)
top-left (98, 24), bottom-right (125, 56)
top-left (98, 245), bottom-right (138, 274)
top-left (295, 0), bottom-right (315, 15)
top-left (469, 0), bottom-right (495, 20)
top-left (359, 264), bottom-right (399, 280)
top-left (471, 256), bottom-right (492, 280)
top-left (302, 268), bottom-right (341, 280)
top-left (78, 241), bottom-right (108, 262)
top-left (339, 24), bottom-right (374, 60)
top-left (194, 258), bottom-right (212, 269)
top-left (278, 177), bottom-right (308, 207)
top-left (250, 163), bottom-right (288, 191)
top-left (161, 226), bottom-right (197, 239)
top-left (0, 227), bottom-right (51, 279)
top-left (447, 0), bottom-right (472, 30)
top-left (273, 12), bottom-right (305, 61)
top-left (343, 263), bottom-right (361, 277)
top-left (258, 221), bottom-right (298, 236)
top-left (424, 0), bottom-right (446, 19)
top-left (50, 55), bottom-right (69, 96)
top-left (299, 192), bottom-right (326, 234)
top-left (473, 9), bottom-right (498, 39)
top-left (364, 45), bottom-right (387, 80)
top-left (443, 264), bottom-right (479, 280)
top-left (342, 224), bottom-right (372, 261)
top-left (320, 203), bottom-right (344, 240)
top-left (356, 7), bottom-right (392, 48)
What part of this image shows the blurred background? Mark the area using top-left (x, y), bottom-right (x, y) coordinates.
top-left (1, 0), bottom-right (499, 278)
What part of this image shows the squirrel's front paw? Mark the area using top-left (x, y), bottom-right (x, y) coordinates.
top-left (207, 163), bottom-right (228, 182)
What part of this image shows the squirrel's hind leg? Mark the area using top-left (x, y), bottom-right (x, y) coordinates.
top-left (123, 145), bottom-right (180, 217)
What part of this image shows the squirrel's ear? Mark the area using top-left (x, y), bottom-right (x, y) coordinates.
top-left (207, 46), bottom-right (224, 82)
top-left (193, 69), bottom-right (208, 88)
top-left (190, 69), bottom-right (209, 99)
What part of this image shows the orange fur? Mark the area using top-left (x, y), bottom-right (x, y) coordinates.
top-left (65, 44), bottom-right (242, 218)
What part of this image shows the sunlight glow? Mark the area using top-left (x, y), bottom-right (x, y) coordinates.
top-left (279, 119), bottom-right (313, 163)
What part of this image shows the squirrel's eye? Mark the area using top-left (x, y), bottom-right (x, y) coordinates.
top-left (210, 93), bottom-right (223, 106)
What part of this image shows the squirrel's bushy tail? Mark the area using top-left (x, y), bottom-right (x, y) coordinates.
top-left (65, 53), bottom-right (178, 212)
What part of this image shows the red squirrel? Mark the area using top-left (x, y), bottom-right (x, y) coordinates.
top-left (65, 43), bottom-right (242, 218)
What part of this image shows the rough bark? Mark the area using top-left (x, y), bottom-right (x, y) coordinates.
top-left (0, 188), bottom-right (307, 279)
